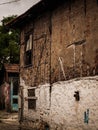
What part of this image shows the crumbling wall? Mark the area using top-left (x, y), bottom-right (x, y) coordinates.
top-left (20, 14), bottom-right (51, 87)
top-left (51, 0), bottom-right (98, 82)
top-left (20, 76), bottom-right (98, 130)
top-left (20, 0), bottom-right (98, 86)
top-left (19, 0), bottom-right (98, 129)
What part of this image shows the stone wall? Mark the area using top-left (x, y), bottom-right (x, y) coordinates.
top-left (20, 76), bottom-right (98, 130)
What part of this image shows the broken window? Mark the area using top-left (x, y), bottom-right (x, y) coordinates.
top-left (25, 34), bottom-right (32, 66)
top-left (28, 88), bottom-right (36, 110)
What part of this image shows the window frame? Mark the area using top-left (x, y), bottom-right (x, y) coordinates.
top-left (24, 32), bottom-right (33, 67)
top-left (27, 87), bottom-right (37, 110)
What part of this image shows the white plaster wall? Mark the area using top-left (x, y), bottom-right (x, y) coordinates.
top-left (50, 76), bottom-right (98, 130)
top-left (20, 76), bottom-right (98, 130)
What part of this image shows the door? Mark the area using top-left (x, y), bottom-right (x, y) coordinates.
top-left (11, 77), bottom-right (19, 111)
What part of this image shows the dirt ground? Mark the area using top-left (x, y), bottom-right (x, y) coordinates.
top-left (0, 110), bottom-right (19, 130)
top-left (0, 111), bottom-right (39, 130)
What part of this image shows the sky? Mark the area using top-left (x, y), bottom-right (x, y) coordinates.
top-left (0, 0), bottom-right (40, 22)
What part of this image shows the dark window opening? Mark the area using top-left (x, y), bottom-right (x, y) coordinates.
top-left (28, 89), bottom-right (35, 97)
top-left (28, 99), bottom-right (36, 110)
top-left (25, 34), bottom-right (32, 66)
top-left (25, 50), bottom-right (32, 65)
top-left (28, 89), bottom-right (36, 110)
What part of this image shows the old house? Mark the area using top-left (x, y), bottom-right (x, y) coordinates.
top-left (0, 64), bottom-right (19, 111)
top-left (7, 0), bottom-right (98, 129)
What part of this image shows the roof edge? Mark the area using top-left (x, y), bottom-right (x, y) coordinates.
top-left (6, 0), bottom-right (67, 29)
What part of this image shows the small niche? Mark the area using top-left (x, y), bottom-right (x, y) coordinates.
top-left (74, 91), bottom-right (80, 101)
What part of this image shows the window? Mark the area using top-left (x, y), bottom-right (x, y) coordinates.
top-left (28, 89), bottom-right (35, 97)
top-left (28, 99), bottom-right (36, 110)
top-left (28, 88), bottom-right (36, 110)
top-left (25, 34), bottom-right (32, 66)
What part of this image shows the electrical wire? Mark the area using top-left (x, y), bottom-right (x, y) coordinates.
top-left (0, 0), bottom-right (20, 5)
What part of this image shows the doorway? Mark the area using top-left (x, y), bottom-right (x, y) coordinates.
top-left (11, 77), bottom-right (19, 111)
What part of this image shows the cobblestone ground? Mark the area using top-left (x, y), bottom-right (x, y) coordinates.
top-left (0, 111), bottom-right (33, 130)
